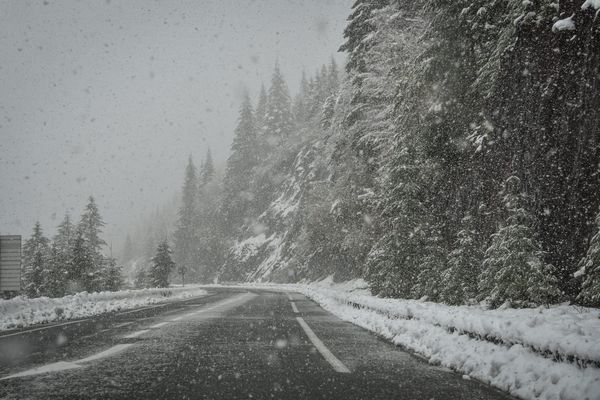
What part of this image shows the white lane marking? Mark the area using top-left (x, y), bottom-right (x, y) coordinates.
top-left (150, 322), bottom-right (169, 329)
top-left (122, 329), bottom-right (149, 339)
top-left (0, 344), bottom-right (134, 380)
top-left (192, 292), bottom-right (257, 315)
top-left (77, 344), bottom-right (133, 363)
top-left (0, 320), bottom-right (84, 338)
top-left (0, 293), bottom-right (256, 381)
top-left (0, 361), bottom-right (81, 380)
top-left (286, 292), bottom-right (294, 301)
top-left (116, 304), bottom-right (168, 316)
top-left (296, 317), bottom-right (350, 373)
top-left (114, 322), bottom-right (134, 328)
top-left (290, 301), bottom-right (299, 313)
top-left (171, 316), bottom-right (183, 321)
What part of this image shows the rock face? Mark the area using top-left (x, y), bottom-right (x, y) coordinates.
top-left (220, 141), bottom-right (330, 283)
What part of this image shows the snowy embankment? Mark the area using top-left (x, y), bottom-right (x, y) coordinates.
top-left (0, 286), bottom-right (207, 331)
top-left (230, 279), bottom-right (600, 400)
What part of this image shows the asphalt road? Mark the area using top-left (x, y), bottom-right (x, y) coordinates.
top-left (0, 288), bottom-right (514, 399)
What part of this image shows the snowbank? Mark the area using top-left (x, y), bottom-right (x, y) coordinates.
top-left (223, 279), bottom-right (600, 400)
top-left (0, 286), bottom-right (207, 331)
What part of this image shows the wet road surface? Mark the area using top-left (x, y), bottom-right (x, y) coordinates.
top-left (0, 288), bottom-right (514, 399)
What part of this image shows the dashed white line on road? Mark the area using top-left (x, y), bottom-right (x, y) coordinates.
top-left (150, 322), bottom-right (169, 329)
top-left (122, 329), bottom-right (149, 339)
top-left (0, 344), bottom-right (134, 380)
top-left (296, 317), bottom-right (350, 373)
top-left (116, 304), bottom-right (168, 316)
top-left (290, 301), bottom-right (299, 313)
top-left (0, 361), bottom-right (81, 380)
top-left (114, 322), bottom-right (134, 328)
top-left (286, 292), bottom-right (294, 301)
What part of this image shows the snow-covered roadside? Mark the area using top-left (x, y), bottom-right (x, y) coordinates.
top-left (220, 279), bottom-right (600, 400)
top-left (0, 286), bottom-right (207, 331)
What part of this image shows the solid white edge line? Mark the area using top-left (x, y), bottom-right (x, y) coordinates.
top-left (295, 317), bottom-right (350, 373)
top-left (0, 320), bottom-right (85, 338)
top-left (290, 301), bottom-right (299, 313)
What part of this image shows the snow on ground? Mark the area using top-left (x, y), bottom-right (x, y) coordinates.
top-left (0, 286), bottom-right (207, 331)
top-left (221, 279), bottom-right (600, 400)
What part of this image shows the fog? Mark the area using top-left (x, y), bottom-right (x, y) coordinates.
top-left (0, 0), bottom-right (350, 245)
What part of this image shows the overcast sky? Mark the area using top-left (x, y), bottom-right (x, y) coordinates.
top-left (0, 0), bottom-right (350, 247)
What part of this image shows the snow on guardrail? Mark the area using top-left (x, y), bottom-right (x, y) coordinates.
top-left (296, 279), bottom-right (600, 400)
top-left (0, 286), bottom-right (208, 331)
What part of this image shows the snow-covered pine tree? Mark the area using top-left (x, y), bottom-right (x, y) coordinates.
top-left (339, 0), bottom-right (390, 74)
top-left (150, 241), bottom-right (175, 288)
top-left (292, 70), bottom-right (310, 124)
top-left (46, 213), bottom-right (75, 296)
top-left (222, 91), bottom-right (259, 232)
top-left (46, 244), bottom-right (67, 297)
top-left (441, 216), bottom-right (483, 305)
top-left (174, 157), bottom-right (200, 280)
top-left (327, 57), bottom-right (340, 96)
top-left (22, 222), bottom-right (50, 297)
top-left (78, 196), bottom-right (109, 291)
top-left (264, 62), bottom-right (293, 147)
top-left (79, 196), bottom-right (106, 254)
top-left (413, 224), bottom-right (447, 301)
top-left (98, 257), bottom-right (123, 291)
top-left (255, 84), bottom-right (268, 131)
top-left (200, 148), bottom-right (215, 186)
top-left (479, 176), bottom-right (560, 308)
top-left (577, 208), bottom-right (600, 306)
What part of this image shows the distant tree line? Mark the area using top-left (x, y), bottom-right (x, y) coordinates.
top-left (21, 197), bottom-right (123, 298)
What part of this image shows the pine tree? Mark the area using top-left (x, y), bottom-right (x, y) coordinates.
top-left (339, 0), bottom-right (390, 74)
top-left (263, 62), bottom-right (293, 146)
top-left (150, 241), bottom-right (175, 288)
top-left (255, 84), bottom-right (268, 130)
top-left (413, 225), bottom-right (447, 301)
top-left (293, 70), bottom-right (310, 123)
top-left (70, 228), bottom-right (95, 292)
top-left (441, 216), bottom-right (484, 305)
top-left (46, 213), bottom-right (75, 296)
top-left (22, 222), bottom-right (50, 298)
top-left (222, 91), bottom-right (259, 231)
top-left (479, 176), bottom-right (560, 308)
top-left (46, 244), bottom-right (68, 297)
top-left (327, 57), bottom-right (340, 95)
top-left (79, 196), bottom-right (106, 254)
top-left (97, 258), bottom-right (123, 291)
top-left (77, 197), bottom-right (109, 291)
top-left (200, 148), bottom-right (215, 186)
top-left (54, 213), bottom-right (74, 254)
top-left (174, 157), bottom-right (200, 280)
top-left (577, 209), bottom-right (600, 306)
